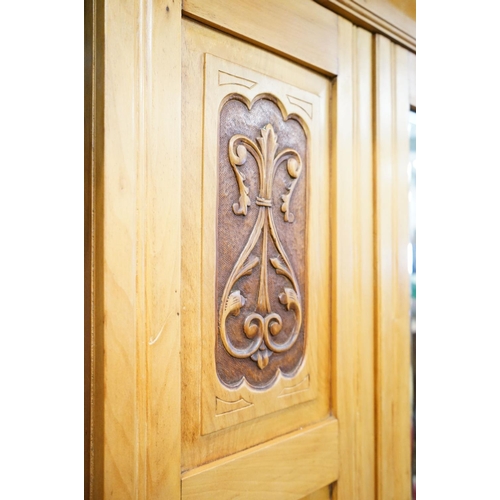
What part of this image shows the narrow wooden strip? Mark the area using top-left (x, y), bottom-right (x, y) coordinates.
top-left (315, 0), bottom-right (415, 52)
top-left (373, 34), bottom-right (411, 500)
top-left (183, 0), bottom-right (339, 76)
top-left (182, 419), bottom-right (339, 500)
top-left (138, 0), bottom-right (182, 500)
top-left (99, 0), bottom-right (141, 496)
top-left (88, 0), bottom-right (183, 498)
top-left (332, 17), bottom-right (375, 500)
top-left (84, 0), bottom-right (92, 496)
top-left (84, 0), bottom-right (105, 496)
top-left (145, 0), bottom-right (182, 498)
top-left (352, 26), bottom-right (376, 500)
top-left (135, 2), bottom-right (149, 497)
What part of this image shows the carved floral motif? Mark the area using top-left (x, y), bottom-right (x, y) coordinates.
top-left (219, 124), bottom-right (303, 369)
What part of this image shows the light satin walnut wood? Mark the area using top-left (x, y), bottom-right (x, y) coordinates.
top-left (181, 419), bottom-right (339, 500)
top-left (183, 0), bottom-right (339, 75)
top-left (87, 1), bottom-right (415, 498)
top-left (181, 26), bottom-right (331, 472)
top-left (197, 53), bottom-right (329, 435)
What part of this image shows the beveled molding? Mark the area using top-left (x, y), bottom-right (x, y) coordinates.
top-left (183, 0), bottom-right (339, 76)
top-left (315, 0), bottom-right (416, 52)
top-left (201, 54), bottom-right (328, 435)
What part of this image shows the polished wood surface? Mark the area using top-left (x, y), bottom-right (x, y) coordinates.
top-left (85, 0), bottom-right (182, 498)
top-left (86, 0), bottom-right (415, 498)
top-left (183, 0), bottom-right (339, 76)
top-left (332, 17), bottom-right (376, 500)
top-left (181, 419), bottom-right (339, 500)
top-left (199, 50), bottom-right (329, 434)
top-left (181, 18), bottom-right (332, 471)
top-left (84, 0), bottom-right (104, 496)
top-left (374, 34), bottom-right (412, 500)
top-left (301, 486), bottom-right (331, 500)
top-left (144, 1), bottom-right (182, 497)
top-left (215, 105), bottom-right (307, 381)
top-left (315, 0), bottom-right (415, 51)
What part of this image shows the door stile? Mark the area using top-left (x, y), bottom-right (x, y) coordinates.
top-left (373, 34), bottom-right (411, 500)
top-left (86, 0), bottom-right (183, 498)
top-left (332, 17), bottom-right (376, 500)
top-left (144, 1), bottom-right (182, 498)
top-left (85, 0), bottom-right (105, 496)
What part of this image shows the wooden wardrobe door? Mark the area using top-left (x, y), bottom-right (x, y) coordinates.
top-left (180, 19), bottom-right (337, 499)
top-left (87, 0), bottom-right (414, 497)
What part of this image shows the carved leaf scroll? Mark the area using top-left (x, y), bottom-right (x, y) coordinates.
top-left (219, 123), bottom-right (304, 371)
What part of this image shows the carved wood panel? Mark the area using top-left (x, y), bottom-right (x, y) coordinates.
top-left (217, 97), bottom-right (307, 387)
top-left (196, 54), bottom-right (329, 435)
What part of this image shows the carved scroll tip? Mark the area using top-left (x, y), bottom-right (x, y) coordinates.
top-left (232, 202), bottom-right (249, 216)
top-left (225, 290), bottom-right (246, 317)
top-left (236, 144), bottom-right (248, 164)
top-left (252, 349), bottom-right (270, 369)
top-left (287, 157), bottom-right (300, 178)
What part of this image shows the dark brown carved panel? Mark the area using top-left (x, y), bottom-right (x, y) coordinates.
top-left (216, 97), bottom-right (307, 389)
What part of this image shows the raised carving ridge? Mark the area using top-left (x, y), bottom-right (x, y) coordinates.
top-left (278, 375), bottom-right (310, 397)
top-left (218, 70), bottom-right (257, 89)
top-left (219, 124), bottom-right (303, 370)
top-left (216, 397), bottom-right (254, 415)
top-left (286, 94), bottom-right (313, 118)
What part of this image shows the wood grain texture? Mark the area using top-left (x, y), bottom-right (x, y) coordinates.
top-left (84, 0), bottom-right (104, 497)
top-left (216, 101), bottom-right (308, 383)
top-left (201, 55), bottom-right (323, 432)
top-left (183, 0), bottom-right (339, 76)
top-left (181, 19), bottom-right (332, 470)
top-left (100, 0), bottom-right (139, 493)
top-left (373, 34), bottom-right (412, 500)
top-left (331, 17), bottom-right (375, 500)
top-left (315, 0), bottom-right (415, 52)
top-left (301, 486), bottom-right (332, 500)
top-left (84, 2), bottom-right (90, 493)
top-left (145, 0), bottom-right (182, 498)
top-left (87, 2), bottom-right (414, 497)
top-left (86, 0), bottom-right (182, 498)
top-left (181, 419), bottom-right (339, 500)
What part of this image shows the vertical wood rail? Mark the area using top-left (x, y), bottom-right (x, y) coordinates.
top-left (146, 0), bottom-right (182, 498)
top-left (332, 17), bottom-right (375, 500)
top-left (373, 34), bottom-right (411, 500)
top-left (86, 0), bottom-right (182, 498)
top-left (85, 0), bottom-right (104, 496)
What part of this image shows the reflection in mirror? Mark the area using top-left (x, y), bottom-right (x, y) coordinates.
top-left (409, 110), bottom-right (416, 500)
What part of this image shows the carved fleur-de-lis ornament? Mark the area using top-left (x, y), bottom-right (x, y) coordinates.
top-left (219, 124), bottom-right (303, 369)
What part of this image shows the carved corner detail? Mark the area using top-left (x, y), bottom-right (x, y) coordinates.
top-left (286, 94), bottom-right (313, 119)
top-left (218, 70), bottom-right (257, 89)
top-left (278, 375), bottom-right (310, 397)
top-left (216, 397), bottom-right (254, 415)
